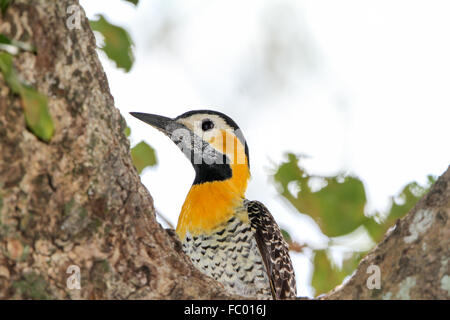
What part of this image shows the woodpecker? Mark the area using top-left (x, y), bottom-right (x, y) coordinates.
top-left (130, 110), bottom-right (296, 299)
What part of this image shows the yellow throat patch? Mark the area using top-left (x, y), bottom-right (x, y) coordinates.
top-left (176, 131), bottom-right (250, 239)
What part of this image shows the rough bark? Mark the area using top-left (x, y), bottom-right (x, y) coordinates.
top-left (0, 0), bottom-right (448, 300)
top-left (0, 0), bottom-right (230, 299)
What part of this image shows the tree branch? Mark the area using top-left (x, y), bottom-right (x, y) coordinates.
top-left (323, 166), bottom-right (449, 299)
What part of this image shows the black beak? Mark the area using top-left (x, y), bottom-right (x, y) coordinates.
top-left (130, 112), bottom-right (181, 136)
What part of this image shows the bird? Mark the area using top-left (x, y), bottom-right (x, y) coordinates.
top-left (130, 110), bottom-right (296, 299)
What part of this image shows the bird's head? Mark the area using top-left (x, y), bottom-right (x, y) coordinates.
top-left (130, 110), bottom-right (250, 185)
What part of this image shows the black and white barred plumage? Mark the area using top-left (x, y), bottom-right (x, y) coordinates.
top-left (182, 200), bottom-right (296, 299)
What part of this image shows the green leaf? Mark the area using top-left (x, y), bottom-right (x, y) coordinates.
top-left (311, 250), bottom-right (362, 296)
top-left (311, 250), bottom-right (343, 295)
top-left (341, 251), bottom-right (366, 279)
top-left (388, 181), bottom-right (430, 221)
top-left (364, 176), bottom-right (436, 242)
top-left (313, 176), bottom-right (367, 237)
top-left (0, 0), bottom-right (12, 14)
top-left (363, 216), bottom-right (387, 242)
top-left (0, 33), bottom-right (36, 54)
top-left (0, 34), bottom-right (11, 44)
top-left (124, 126), bottom-right (131, 137)
top-left (19, 85), bottom-right (54, 142)
top-left (131, 141), bottom-right (157, 174)
top-left (0, 52), bottom-right (54, 142)
top-left (123, 0), bottom-right (139, 5)
top-left (0, 34), bottom-right (18, 55)
top-left (0, 51), bottom-right (21, 92)
top-left (90, 15), bottom-right (134, 72)
top-left (274, 154), bottom-right (367, 237)
top-left (273, 153), bottom-right (306, 192)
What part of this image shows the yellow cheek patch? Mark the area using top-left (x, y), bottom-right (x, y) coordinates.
top-left (207, 130), bottom-right (247, 166)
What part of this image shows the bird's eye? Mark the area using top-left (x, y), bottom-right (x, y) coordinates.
top-left (201, 119), bottom-right (214, 131)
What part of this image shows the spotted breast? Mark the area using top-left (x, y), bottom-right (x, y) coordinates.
top-left (181, 205), bottom-right (272, 299)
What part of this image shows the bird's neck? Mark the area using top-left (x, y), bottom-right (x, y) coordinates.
top-left (176, 161), bottom-right (250, 240)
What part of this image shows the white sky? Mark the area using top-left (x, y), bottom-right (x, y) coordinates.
top-left (81, 0), bottom-right (450, 297)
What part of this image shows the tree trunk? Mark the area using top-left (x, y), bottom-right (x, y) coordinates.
top-left (0, 0), bottom-right (229, 299)
top-left (0, 0), bottom-right (448, 300)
